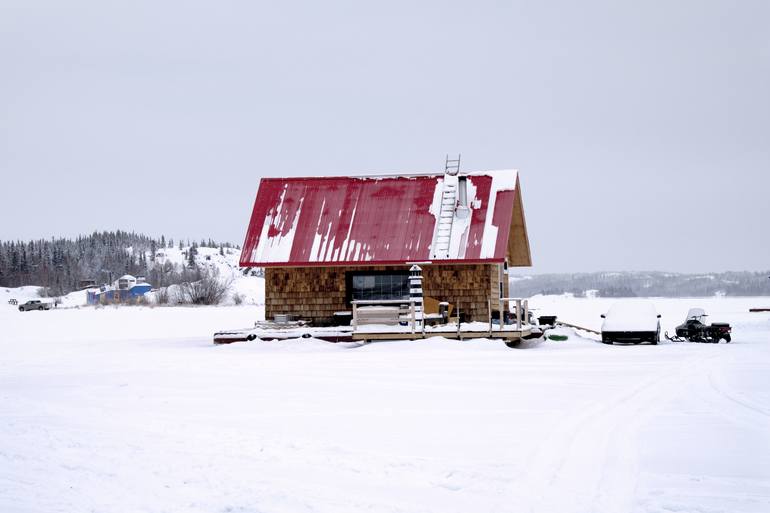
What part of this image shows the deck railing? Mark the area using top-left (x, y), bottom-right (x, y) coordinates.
top-left (351, 299), bottom-right (421, 334)
top-left (352, 297), bottom-right (531, 336)
top-left (488, 297), bottom-right (530, 332)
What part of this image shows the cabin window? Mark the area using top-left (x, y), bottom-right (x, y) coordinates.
top-left (346, 271), bottom-right (410, 303)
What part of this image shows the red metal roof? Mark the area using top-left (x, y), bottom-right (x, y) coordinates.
top-left (240, 170), bottom-right (522, 267)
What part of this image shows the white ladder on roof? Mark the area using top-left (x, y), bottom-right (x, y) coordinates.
top-left (431, 155), bottom-right (461, 259)
top-left (432, 178), bottom-right (457, 259)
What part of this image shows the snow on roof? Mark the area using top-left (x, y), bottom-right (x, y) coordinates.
top-left (240, 169), bottom-right (529, 267)
top-left (118, 275), bottom-right (136, 281)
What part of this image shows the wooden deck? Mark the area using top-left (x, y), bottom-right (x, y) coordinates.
top-left (351, 326), bottom-right (535, 342)
top-left (349, 297), bottom-right (536, 342)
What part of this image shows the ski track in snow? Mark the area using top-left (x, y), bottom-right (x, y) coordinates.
top-left (0, 297), bottom-right (769, 513)
top-left (509, 351), bottom-right (727, 513)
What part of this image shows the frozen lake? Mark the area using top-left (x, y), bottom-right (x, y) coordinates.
top-left (1, 297), bottom-right (769, 513)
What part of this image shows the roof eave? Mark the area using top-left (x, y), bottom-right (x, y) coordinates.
top-left (239, 258), bottom-right (507, 268)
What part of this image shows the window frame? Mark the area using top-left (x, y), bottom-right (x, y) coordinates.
top-left (345, 270), bottom-right (411, 306)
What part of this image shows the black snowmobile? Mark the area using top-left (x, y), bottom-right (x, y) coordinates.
top-left (665, 308), bottom-right (732, 343)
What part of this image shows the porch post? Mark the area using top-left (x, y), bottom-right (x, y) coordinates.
top-left (409, 265), bottom-right (423, 328)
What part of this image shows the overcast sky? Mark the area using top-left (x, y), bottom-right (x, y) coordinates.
top-left (1, 1), bottom-right (768, 273)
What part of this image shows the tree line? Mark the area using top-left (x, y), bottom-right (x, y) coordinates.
top-left (509, 271), bottom-right (770, 298)
top-left (0, 231), bottom-right (238, 295)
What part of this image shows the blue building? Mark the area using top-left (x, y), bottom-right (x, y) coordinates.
top-left (87, 275), bottom-right (153, 305)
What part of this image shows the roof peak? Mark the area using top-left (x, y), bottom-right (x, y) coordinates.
top-left (258, 169), bottom-right (518, 182)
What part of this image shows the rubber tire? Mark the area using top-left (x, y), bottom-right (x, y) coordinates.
top-left (724, 334), bottom-right (731, 343)
top-left (602, 340), bottom-right (613, 345)
top-left (246, 334), bottom-right (256, 341)
top-left (38, 306), bottom-right (44, 311)
top-left (18, 306), bottom-right (24, 312)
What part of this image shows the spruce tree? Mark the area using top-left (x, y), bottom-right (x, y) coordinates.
top-left (187, 243), bottom-right (197, 268)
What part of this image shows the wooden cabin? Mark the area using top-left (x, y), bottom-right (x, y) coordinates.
top-left (239, 169), bottom-right (531, 325)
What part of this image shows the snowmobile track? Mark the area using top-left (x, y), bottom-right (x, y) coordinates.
top-left (510, 351), bottom-right (719, 513)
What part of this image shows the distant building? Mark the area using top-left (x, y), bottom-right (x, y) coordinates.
top-left (77, 279), bottom-right (97, 290)
top-left (87, 274), bottom-right (152, 305)
top-left (117, 274), bottom-right (137, 290)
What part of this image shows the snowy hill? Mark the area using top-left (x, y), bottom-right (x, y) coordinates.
top-left (509, 270), bottom-right (770, 297)
top-left (2, 245), bottom-right (265, 308)
top-left (142, 244), bottom-right (241, 273)
top-left (145, 245), bottom-right (264, 306)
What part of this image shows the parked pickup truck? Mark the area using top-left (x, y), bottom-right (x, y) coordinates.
top-left (18, 300), bottom-right (52, 312)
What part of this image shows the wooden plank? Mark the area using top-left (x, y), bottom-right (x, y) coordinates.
top-left (555, 320), bottom-right (601, 335)
top-left (508, 176), bottom-right (532, 266)
top-left (351, 328), bottom-right (531, 341)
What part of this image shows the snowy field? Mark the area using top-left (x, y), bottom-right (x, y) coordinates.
top-left (1, 296), bottom-right (769, 513)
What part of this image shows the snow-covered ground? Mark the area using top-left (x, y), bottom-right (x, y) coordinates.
top-left (0, 286), bottom-right (89, 309)
top-left (1, 296), bottom-right (769, 513)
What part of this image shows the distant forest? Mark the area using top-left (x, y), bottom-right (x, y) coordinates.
top-left (509, 271), bottom-right (770, 298)
top-left (0, 231), bottom-right (237, 296)
top-left (3, 232), bottom-right (768, 298)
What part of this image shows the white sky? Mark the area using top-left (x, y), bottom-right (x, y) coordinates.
top-left (1, 0), bottom-right (768, 273)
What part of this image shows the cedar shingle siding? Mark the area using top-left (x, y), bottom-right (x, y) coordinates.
top-left (266, 264), bottom-right (508, 325)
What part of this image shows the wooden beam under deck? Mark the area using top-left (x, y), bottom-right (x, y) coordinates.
top-left (352, 328), bottom-right (533, 342)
